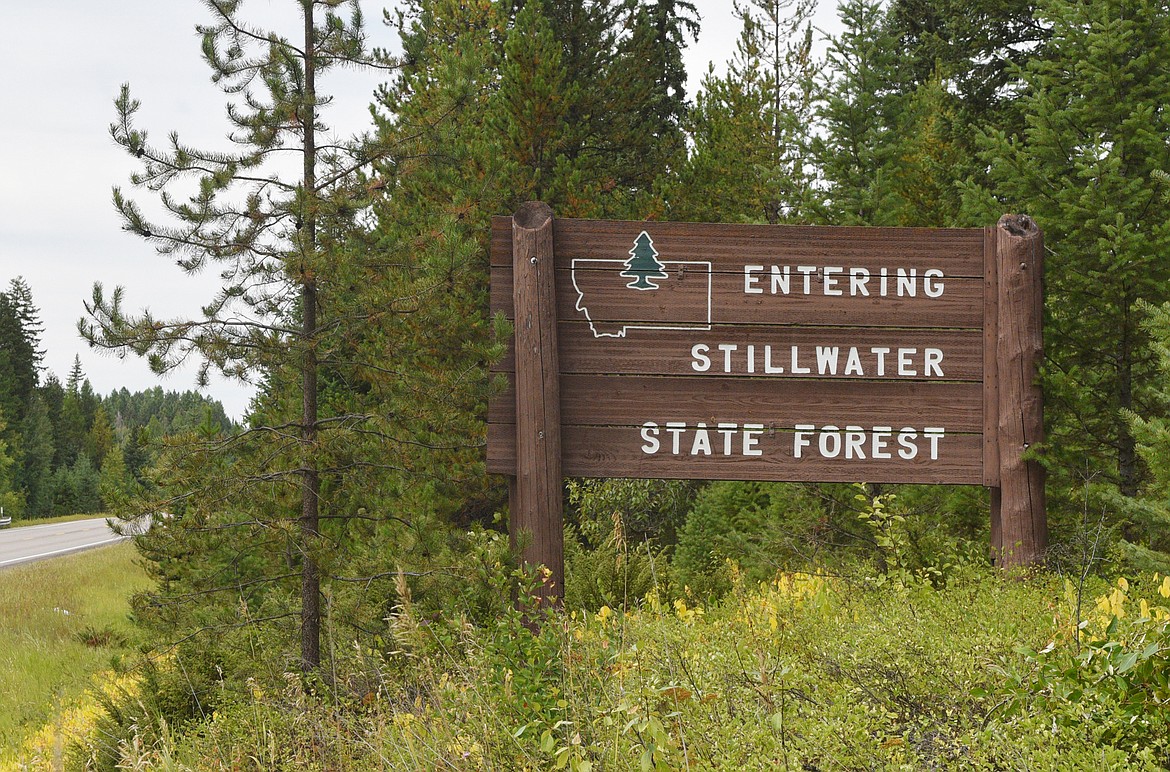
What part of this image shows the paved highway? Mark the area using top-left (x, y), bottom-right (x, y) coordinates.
top-left (0, 517), bottom-right (136, 569)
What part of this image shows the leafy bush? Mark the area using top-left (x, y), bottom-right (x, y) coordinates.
top-left (672, 481), bottom-right (842, 597)
top-left (992, 575), bottom-right (1170, 766)
top-left (81, 564), bottom-right (1170, 770)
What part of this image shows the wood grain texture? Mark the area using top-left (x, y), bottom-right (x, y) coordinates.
top-left (491, 266), bottom-right (984, 329)
top-left (491, 217), bottom-right (986, 277)
top-left (490, 376), bottom-right (983, 432)
top-left (487, 423), bottom-right (983, 484)
top-left (494, 323), bottom-right (984, 381)
top-left (983, 226), bottom-right (1001, 490)
top-left (992, 215), bottom-right (1047, 568)
top-left (510, 203), bottom-right (563, 603)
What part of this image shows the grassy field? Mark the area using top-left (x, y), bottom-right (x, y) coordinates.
top-left (0, 543), bottom-right (150, 765)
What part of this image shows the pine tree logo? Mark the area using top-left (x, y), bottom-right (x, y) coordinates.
top-left (621, 231), bottom-right (668, 290)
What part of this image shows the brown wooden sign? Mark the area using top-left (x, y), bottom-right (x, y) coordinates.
top-left (491, 205), bottom-right (1046, 594)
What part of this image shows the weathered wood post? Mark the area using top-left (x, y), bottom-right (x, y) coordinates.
top-left (992, 214), bottom-right (1047, 567)
top-left (509, 201), bottom-right (564, 604)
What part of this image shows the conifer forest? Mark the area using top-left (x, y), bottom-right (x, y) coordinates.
top-left (8, 0), bottom-right (1170, 768)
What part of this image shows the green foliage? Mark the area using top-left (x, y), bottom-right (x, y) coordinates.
top-left (0, 544), bottom-right (149, 762)
top-left (673, 0), bottom-right (814, 224)
top-left (562, 479), bottom-right (690, 611)
top-left (673, 481), bottom-right (842, 597)
top-left (994, 576), bottom-right (1170, 765)
top-left (970, 0), bottom-right (1170, 502)
top-left (0, 411), bottom-right (23, 518)
top-left (80, 567), bottom-right (1170, 770)
top-left (807, 0), bottom-right (904, 225)
top-left (885, 0), bottom-right (1043, 128)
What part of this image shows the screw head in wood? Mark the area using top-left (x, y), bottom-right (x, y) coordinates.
top-left (530, 256), bottom-right (538, 264)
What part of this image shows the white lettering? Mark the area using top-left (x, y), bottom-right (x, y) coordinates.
top-left (771, 265), bottom-right (790, 295)
top-left (844, 347), bottom-right (864, 376)
top-left (898, 348), bottom-right (917, 376)
top-left (719, 343), bottom-right (737, 373)
top-left (816, 346), bottom-right (839, 375)
top-left (666, 422), bottom-right (687, 455)
top-left (850, 267), bottom-right (871, 296)
top-left (897, 268), bottom-right (916, 297)
top-left (797, 265), bottom-right (817, 295)
top-left (744, 265), bottom-right (764, 294)
top-left (845, 426), bottom-right (866, 459)
top-left (718, 423), bottom-right (738, 456)
top-left (871, 426), bottom-right (892, 459)
top-left (794, 424), bottom-right (815, 458)
top-left (924, 427), bottom-right (945, 460)
top-left (819, 426), bottom-right (842, 458)
top-left (823, 266), bottom-right (843, 296)
top-left (743, 424), bottom-right (764, 456)
top-left (691, 424), bottom-right (712, 455)
top-left (745, 266), bottom-right (946, 297)
top-left (684, 342), bottom-right (949, 379)
top-left (640, 422), bottom-right (660, 454)
top-left (898, 428), bottom-right (918, 459)
top-left (924, 269), bottom-right (944, 298)
top-left (924, 348), bottom-right (944, 377)
top-left (764, 345), bottom-right (784, 374)
top-left (691, 343), bottom-right (711, 372)
top-left (791, 346), bottom-right (811, 374)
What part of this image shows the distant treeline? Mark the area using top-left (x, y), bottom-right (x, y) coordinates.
top-left (0, 277), bottom-right (233, 519)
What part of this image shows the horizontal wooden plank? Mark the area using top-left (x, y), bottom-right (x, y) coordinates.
top-left (489, 376), bottom-right (983, 433)
top-left (491, 217), bottom-right (986, 278)
top-left (486, 423), bottom-right (983, 484)
top-left (491, 266), bottom-right (984, 329)
top-left (495, 323), bottom-right (983, 381)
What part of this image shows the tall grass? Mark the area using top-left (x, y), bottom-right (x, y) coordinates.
top-left (111, 566), bottom-right (1162, 770)
top-left (0, 543), bottom-right (149, 762)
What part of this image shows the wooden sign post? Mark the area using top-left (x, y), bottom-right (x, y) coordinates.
top-left (991, 214), bottom-right (1047, 566)
top-left (492, 205), bottom-right (1046, 587)
top-left (509, 202), bottom-right (564, 604)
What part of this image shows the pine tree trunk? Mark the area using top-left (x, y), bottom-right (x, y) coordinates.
top-left (299, 1), bottom-right (321, 673)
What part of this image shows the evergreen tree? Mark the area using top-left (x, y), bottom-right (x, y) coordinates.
top-left (807, 0), bottom-right (903, 225)
top-left (621, 231), bottom-right (667, 289)
top-left (674, 0), bottom-right (814, 223)
top-left (56, 374), bottom-right (88, 469)
top-left (0, 278), bottom-right (43, 427)
top-left (885, 0), bottom-right (1043, 126)
top-left (490, 0), bottom-right (574, 203)
top-left (84, 0), bottom-right (392, 672)
top-left (0, 412), bottom-right (23, 519)
top-left (609, 0), bottom-right (700, 194)
top-left (19, 394), bottom-right (54, 517)
top-left (87, 406), bottom-right (115, 468)
top-left (971, 0), bottom-right (1170, 500)
top-left (98, 443), bottom-right (138, 511)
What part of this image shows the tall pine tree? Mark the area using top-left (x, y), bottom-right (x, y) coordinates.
top-left (972, 0), bottom-right (1170, 503)
top-left (674, 0), bottom-right (814, 223)
top-left (85, 0), bottom-right (393, 672)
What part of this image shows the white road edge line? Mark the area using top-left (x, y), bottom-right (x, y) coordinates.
top-left (0, 517), bottom-right (111, 535)
top-left (0, 536), bottom-right (127, 567)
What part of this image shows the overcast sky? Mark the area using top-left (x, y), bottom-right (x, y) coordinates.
top-left (1, 0), bottom-right (842, 420)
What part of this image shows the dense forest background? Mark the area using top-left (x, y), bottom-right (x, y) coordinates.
top-left (0, 277), bottom-right (233, 519)
top-left (7, 0), bottom-right (1170, 765)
